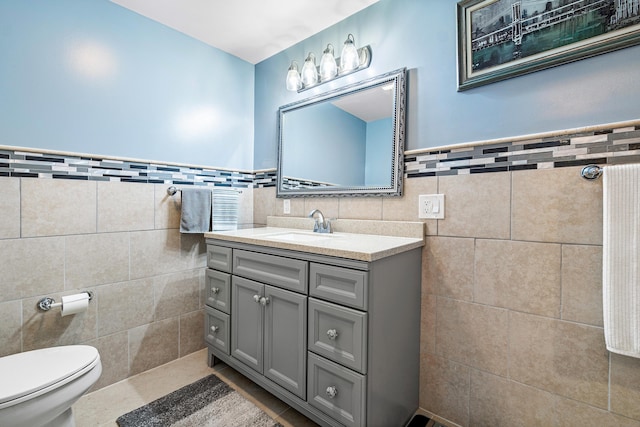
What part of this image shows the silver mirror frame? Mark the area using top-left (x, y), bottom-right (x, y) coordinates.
top-left (276, 68), bottom-right (407, 198)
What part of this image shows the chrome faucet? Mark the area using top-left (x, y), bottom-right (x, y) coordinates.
top-left (308, 209), bottom-right (331, 233)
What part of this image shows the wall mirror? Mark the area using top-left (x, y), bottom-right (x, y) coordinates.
top-left (277, 68), bottom-right (406, 197)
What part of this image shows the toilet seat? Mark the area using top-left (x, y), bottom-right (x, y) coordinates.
top-left (0, 345), bottom-right (100, 409)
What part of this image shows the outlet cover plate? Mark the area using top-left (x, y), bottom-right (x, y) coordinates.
top-left (418, 194), bottom-right (445, 219)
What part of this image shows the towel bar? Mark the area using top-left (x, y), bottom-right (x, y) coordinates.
top-left (167, 186), bottom-right (242, 196)
top-left (581, 164), bottom-right (602, 180)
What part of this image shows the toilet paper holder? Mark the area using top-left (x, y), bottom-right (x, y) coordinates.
top-left (38, 291), bottom-right (94, 312)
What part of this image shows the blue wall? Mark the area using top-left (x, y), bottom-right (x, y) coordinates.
top-left (254, 0), bottom-right (640, 169)
top-left (0, 0), bottom-right (254, 170)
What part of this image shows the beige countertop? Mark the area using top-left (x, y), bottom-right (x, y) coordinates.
top-left (204, 225), bottom-right (424, 262)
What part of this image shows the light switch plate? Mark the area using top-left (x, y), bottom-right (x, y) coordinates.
top-left (283, 199), bottom-right (291, 214)
top-left (418, 194), bottom-right (445, 219)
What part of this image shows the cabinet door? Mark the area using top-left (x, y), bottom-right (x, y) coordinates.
top-left (231, 276), bottom-right (264, 373)
top-left (263, 285), bottom-right (307, 400)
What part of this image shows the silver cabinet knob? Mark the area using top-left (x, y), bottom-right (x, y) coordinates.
top-left (211, 287), bottom-right (220, 294)
top-left (326, 386), bottom-right (338, 398)
top-left (253, 294), bottom-right (261, 303)
top-left (259, 296), bottom-right (270, 306)
top-left (210, 325), bottom-right (219, 333)
top-left (326, 329), bottom-right (339, 340)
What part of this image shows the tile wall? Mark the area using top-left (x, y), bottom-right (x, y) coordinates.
top-left (0, 177), bottom-right (255, 391)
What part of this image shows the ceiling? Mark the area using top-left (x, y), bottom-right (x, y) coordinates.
top-left (110, 0), bottom-right (381, 64)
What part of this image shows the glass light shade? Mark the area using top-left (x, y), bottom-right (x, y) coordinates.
top-left (286, 61), bottom-right (302, 91)
top-left (301, 53), bottom-right (318, 87)
top-left (319, 44), bottom-right (337, 81)
top-left (340, 34), bottom-right (360, 73)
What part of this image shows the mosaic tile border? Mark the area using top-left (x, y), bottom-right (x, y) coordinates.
top-left (0, 148), bottom-right (277, 188)
top-left (405, 122), bottom-right (640, 178)
top-left (1, 121), bottom-right (638, 187)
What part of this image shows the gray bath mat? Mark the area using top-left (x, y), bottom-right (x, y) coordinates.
top-left (116, 374), bottom-right (283, 427)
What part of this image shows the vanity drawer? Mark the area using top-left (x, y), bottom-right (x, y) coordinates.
top-left (307, 352), bottom-right (366, 427)
top-left (207, 245), bottom-right (232, 273)
top-left (308, 298), bottom-right (367, 374)
top-left (310, 263), bottom-right (368, 310)
top-left (233, 249), bottom-right (308, 293)
top-left (205, 269), bottom-right (231, 314)
top-left (205, 306), bottom-right (230, 355)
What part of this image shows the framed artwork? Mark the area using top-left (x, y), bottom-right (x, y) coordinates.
top-left (457, 0), bottom-right (640, 90)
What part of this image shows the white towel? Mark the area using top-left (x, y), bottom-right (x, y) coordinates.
top-left (212, 189), bottom-right (239, 231)
top-left (603, 163), bottom-right (640, 358)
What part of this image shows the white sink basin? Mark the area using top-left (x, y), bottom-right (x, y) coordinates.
top-left (266, 232), bottom-right (337, 243)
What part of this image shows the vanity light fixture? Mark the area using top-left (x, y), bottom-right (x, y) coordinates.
top-left (301, 52), bottom-right (319, 87)
top-left (340, 34), bottom-right (359, 73)
top-left (286, 61), bottom-right (302, 91)
top-left (319, 44), bottom-right (337, 81)
top-left (285, 33), bottom-right (372, 92)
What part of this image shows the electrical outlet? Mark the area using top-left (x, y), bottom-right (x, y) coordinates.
top-left (418, 194), bottom-right (445, 219)
top-left (283, 199), bottom-right (291, 214)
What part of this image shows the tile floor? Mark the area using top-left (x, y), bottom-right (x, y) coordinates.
top-left (73, 348), bottom-right (320, 427)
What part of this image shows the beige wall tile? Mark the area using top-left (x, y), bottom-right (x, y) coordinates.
top-left (129, 317), bottom-right (179, 376)
top-left (475, 239), bottom-right (562, 317)
top-left (179, 310), bottom-right (205, 357)
top-left (424, 236), bottom-right (474, 301)
top-left (97, 279), bottom-right (154, 337)
top-left (421, 294), bottom-right (436, 355)
top-left (420, 352), bottom-right (470, 427)
top-left (338, 197), bottom-right (382, 220)
top-left (253, 187), bottom-right (276, 225)
top-left (154, 184), bottom-right (182, 230)
top-left (303, 198), bottom-right (339, 221)
top-left (438, 172), bottom-right (511, 239)
top-left (154, 269), bottom-right (201, 320)
top-left (562, 244), bottom-right (603, 326)
top-left (509, 311), bottom-right (609, 408)
top-left (0, 300), bottom-right (22, 357)
top-left (610, 353), bottom-right (640, 421)
top-left (237, 187), bottom-right (254, 227)
top-left (555, 395), bottom-right (640, 427)
top-left (469, 369), bottom-right (556, 427)
top-left (22, 179), bottom-right (96, 237)
top-left (89, 331), bottom-right (129, 391)
top-left (130, 229), bottom-right (205, 280)
top-left (65, 233), bottom-right (130, 288)
top-left (436, 297), bottom-right (509, 376)
top-left (421, 247), bottom-right (434, 296)
top-left (22, 290), bottom-right (97, 351)
top-left (0, 236), bottom-right (64, 302)
top-left (512, 167), bottom-right (602, 244)
top-left (0, 177), bottom-right (20, 239)
top-left (382, 176), bottom-right (438, 234)
top-left (275, 197), bottom-right (305, 217)
top-left (98, 181), bottom-right (154, 232)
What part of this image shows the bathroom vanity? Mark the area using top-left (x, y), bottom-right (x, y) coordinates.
top-left (204, 223), bottom-right (423, 427)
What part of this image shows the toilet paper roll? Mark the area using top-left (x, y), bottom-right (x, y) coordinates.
top-left (61, 293), bottom-right (90, 317)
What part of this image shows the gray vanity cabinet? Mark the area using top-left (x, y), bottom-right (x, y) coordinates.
top-left (205, 238), bottom-right (421, 427)
top-left (231, 275), bottom-right (307, 399)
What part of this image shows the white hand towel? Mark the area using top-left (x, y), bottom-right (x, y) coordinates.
top-left (212, 189), bottom-right (239, 231)
top-left (603, 163), bottom-right (640, 358)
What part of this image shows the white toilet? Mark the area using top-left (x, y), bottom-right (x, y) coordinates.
top-left (0, 345), bottom-right (102, 427)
